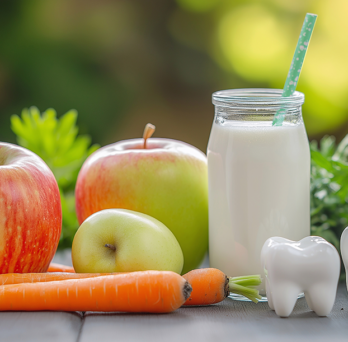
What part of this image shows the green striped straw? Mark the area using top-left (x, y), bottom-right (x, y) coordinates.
top-left (272, 13), bottom-right (317, 126)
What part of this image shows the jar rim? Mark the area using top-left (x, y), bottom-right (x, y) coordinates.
top-left (212, 88), bottom-right (304, 107)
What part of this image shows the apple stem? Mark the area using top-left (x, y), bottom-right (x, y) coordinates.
top-left (143, 123), bottom-right (156, 149)
top-left (104, 244), bottom-right (116, 251)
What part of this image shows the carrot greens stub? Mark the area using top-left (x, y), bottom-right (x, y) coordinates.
top-left (228, 275), bottom-right (262, 303)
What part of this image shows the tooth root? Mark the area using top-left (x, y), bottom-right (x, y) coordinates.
top-left (270, 283), bottom-right (300, 318)
top-left (265, 278), bottom-right (274, 310)
top-left (305, 284), bottom-right (337, 316)
top-left (267, 294), bottom-right (275, 311)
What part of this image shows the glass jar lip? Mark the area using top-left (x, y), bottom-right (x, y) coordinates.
top-left (212, 88), bottom-right (304, 107)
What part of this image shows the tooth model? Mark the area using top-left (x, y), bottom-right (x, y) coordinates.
top-left (341, 227), bottom-right (348, 291)
top-left (261, 236), bottom-right (340, 317)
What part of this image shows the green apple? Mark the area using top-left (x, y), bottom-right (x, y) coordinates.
top-left (75, 127), bottom-right (208, 274)
top-left (72, 209), bottom-right (184, 274)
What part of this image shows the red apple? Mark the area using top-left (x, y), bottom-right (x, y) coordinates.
top-left (0, 142), bottom-right (62, 273)
top-left (75, 126), bottom-right (208, 274)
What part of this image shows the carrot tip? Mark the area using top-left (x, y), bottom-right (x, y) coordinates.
top-left (183, 281), bottom-right (192, 301)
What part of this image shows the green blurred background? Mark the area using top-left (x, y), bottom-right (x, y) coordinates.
top-left (0, 0), bottom-right (347, 151)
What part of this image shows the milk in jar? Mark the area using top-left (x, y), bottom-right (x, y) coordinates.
top-left (207, 89), bottom-right (310, 295)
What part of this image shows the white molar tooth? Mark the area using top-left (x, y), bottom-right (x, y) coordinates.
top-left (341, 227), bottom-right (348, 291)
top-left (261, 236), bottom-right (340, 318)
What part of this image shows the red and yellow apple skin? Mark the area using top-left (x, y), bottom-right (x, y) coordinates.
top-left (75, 138), bottom-right (208, 274)
top-left (0, 143), bottom-right (62, 273)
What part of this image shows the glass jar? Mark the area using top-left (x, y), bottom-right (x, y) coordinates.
top-left (207, 89), bottom-right (310, 296)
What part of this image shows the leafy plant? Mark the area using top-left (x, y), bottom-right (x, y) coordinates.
top-left (310, 135), bottom-right (348, 254)
top-left (11, 107), bottom-right (99, 249)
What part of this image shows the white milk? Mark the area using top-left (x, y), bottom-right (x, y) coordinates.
top-left (207, 120), bottom-right (310, 293)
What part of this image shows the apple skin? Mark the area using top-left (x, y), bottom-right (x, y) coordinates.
top-left (75, 138), bottom-right (208, 274)
top-left (72, 209), bottom-right (184, 274)
top-left (0, 143), bottom-right (62, 273)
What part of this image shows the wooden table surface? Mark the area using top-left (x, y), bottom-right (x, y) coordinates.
top-left (0, 251), bottom-right (347, 342)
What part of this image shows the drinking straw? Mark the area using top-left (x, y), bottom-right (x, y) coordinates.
top-left (272, 13), bottom-right (317, 126)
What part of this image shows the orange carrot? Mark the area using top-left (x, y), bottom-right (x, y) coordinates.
top-left (47, 263), bottom-right (75, 273)
top-left (0, 272), bottom-right (112, 285)
top-left (183, 268), bottom-right (261, 305)
top-left (0, 271), bottom-right (191, 313)
top-left (0, 268), bottom-right (260, 307)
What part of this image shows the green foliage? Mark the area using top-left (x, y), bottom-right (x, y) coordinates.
top-left (11, 107), bottom-right (99, 248)
top-left (310, 135), bottom-right (348, 253)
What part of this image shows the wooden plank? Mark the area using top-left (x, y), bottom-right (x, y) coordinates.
top-left (0, 312), bottom-right (82, 342)
top-left (80, 283), bottom-right (348, 342)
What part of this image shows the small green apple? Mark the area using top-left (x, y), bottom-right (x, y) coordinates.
top-left (72, 209), bottom-right (184, 274)
top-left (75, 127), bottom-right (208, 274)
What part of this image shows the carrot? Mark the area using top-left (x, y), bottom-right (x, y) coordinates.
top-left (0, 272), bottom-right (113, 285)
top-left (47, 263), bottom-right (75, 273)
top-left (0, 271), bottom-right (191, 313)
top-left (0, 268), bottom-right (260, 307)
top-left (183, 268), bottom-right (262, 305)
